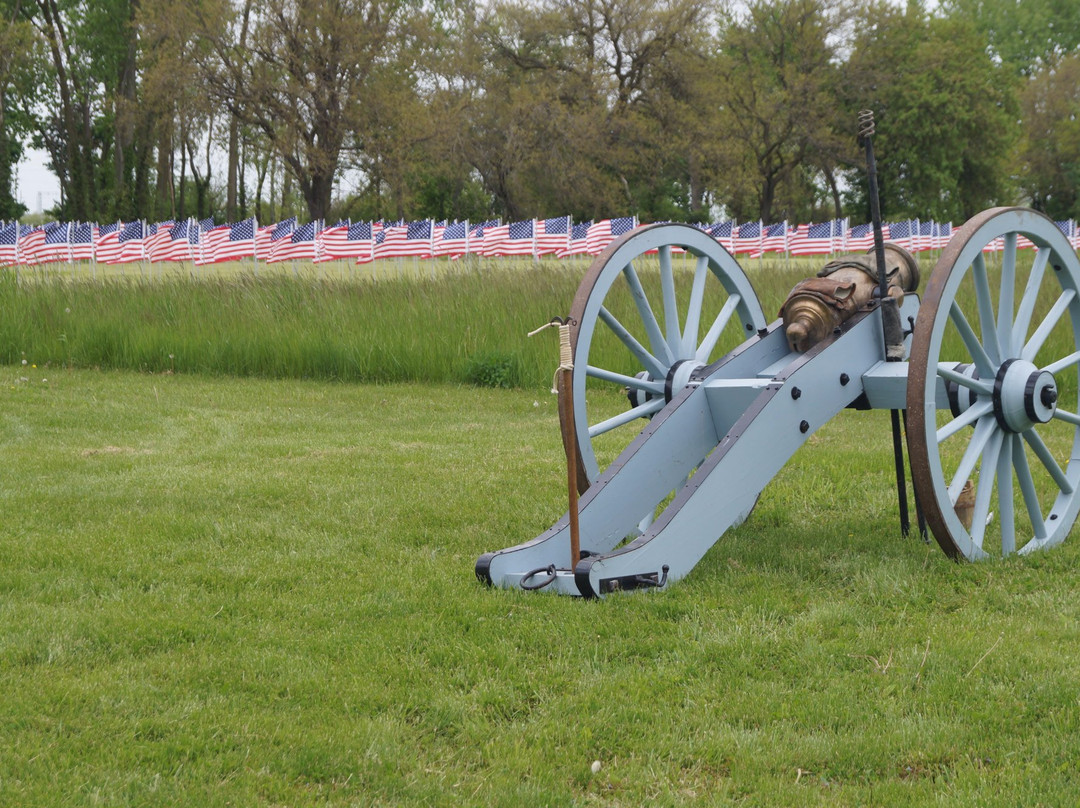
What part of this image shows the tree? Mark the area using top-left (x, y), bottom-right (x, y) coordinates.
top-left (941, 0), bottom-right (1080, 76)
top-left (708, 0), bottom-right (844, 224)
top-left (138, 0), bottom-right (218, 220)
top-left (1017, 54), bottom-right (1080, 219)
top-left (459, 0), bottom-right (716, 221)
top-left (840, 2), bottom-right (1018, 222)
top-left (0, 1), bottom-right (38, 219)
top-left (195, 0), bottom-right (405, 221)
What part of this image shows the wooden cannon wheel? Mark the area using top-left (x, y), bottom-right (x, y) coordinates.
top-left (563, 223), bottom-right (768, 496)
top-left (907, 207), bottom-right (1080, 559)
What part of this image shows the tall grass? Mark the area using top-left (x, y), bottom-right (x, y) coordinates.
top-left (0, 257), bottom-right (811, 389)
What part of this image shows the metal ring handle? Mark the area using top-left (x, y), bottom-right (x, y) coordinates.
top-left (520, 564), bottom-right (558, 590)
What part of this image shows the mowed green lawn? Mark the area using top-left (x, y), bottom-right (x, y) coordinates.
top-left (2, 366), bottom-right (1079, 806)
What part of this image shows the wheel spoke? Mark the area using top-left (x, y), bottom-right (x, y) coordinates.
top-left (1022, 288), bottom-right (1077, 362)
top-left (623, 261), bottom-right (675, 365)
top-left (949, 301), bottom-right (997, 377)
top-left (1021, 428), bottom-right (1074, 494)
top-left (681, 255), bottom-right (709, 357)
top-left (598, 306), bottom-right (667, 379)
top-left (695, 294), bottom-right (741, 363)
top-left (586, 365), bottom-right (664, 393)
top-left (1052, 408), bottom-right (1080, 426)
top-left (937, 364), bottom-right (993, 396)
top-left (997, 234), bottom-right (1017, 358)
top-left (937, 400), bottom-right (993, 443)
top-left (1011, 247), bottom-right (1051, 355)
top-left (997, 432), bottom-right (1015, 555)
top-left (1043, 349), bottom-right (1080, 375)
top-left (587, 397), bottom-right (666, 438)
top-left (970, 430), bottom-right (1005, 548)
top-left (973, 254), bottom-right (1002, 365)
top-left (1013, 433), bottom-right (1047, 541)
top-left (658, 246), bottom-right (682, 356)
top-left (948, 415), bottom-right (996, 500)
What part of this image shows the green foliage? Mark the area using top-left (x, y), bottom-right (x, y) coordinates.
top-left (941, 0), bottom-right (1080, 75)
top-left (1017, 53), bottom-right (1080, 220)
top-left (711, 0), bottom-right (844, 224)
top-left (463, 350), bottom-right (522, 388)
top-left (10, 0), bottom-right (1080, 228)
top-left (841, 3), bottom-right (1018, 221)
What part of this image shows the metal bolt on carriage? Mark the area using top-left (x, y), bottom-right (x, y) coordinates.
top-left (476, 124), bottom-right (1080, 597)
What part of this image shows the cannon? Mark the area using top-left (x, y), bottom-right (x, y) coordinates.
top-left (475, 204), bottom-right (1080, 596)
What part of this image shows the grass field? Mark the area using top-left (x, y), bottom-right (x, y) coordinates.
top-left (3, 366), bottom-right (1080, 806)
top-left (0, 255), bottom-right (821, 389)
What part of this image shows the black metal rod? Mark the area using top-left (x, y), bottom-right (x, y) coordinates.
top-left (890, 408), bottom-right (910, 537)
top-left (901, 409), bottom-right (929, 541)
top-left (860, 110), bottom-right (912, 539)
top-left (859, 110), bottom-right (890, 298)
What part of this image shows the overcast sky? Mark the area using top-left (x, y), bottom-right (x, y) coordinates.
top-left (16, 148), bottom-right (60, 214)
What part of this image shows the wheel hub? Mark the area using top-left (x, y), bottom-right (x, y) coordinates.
top-left (992, 358), bottom-right (1058, 433)
top-left (945, 363), bottom-right (980, 417)
top-left (626, 360), bottom-right (706, 410)
top-left (664, 360), bottom-right (705, 403)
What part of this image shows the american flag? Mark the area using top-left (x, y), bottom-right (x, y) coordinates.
top-left (257, 217), bottom-right (295, 260)
top-left (374, 220), bottom-right (433, 260)
top-left (704, 221), bottom-right (736, 253)
top-left (265, 217), bottom-right (298, 262)
top-left (348, 222), bottom-right (379, 264)
top-left (433, 221), bottom-right (469, 258)
top-left (933, 221), bottom-right (952, 249)
top-left (464, 220), bottom-right (499, 255)
top-left (790, 220), bottom-right (837, 256)
top-left (274, 220), bottom-right (321, 262)
top-left (482, 219), bottom-right (534, 257)
top-left (211, 217), bottom-right (257, 263)
top-left (732, 221), bottom-right (762, 255)
top-left (156, 219), bottom-right (195, 262)
top-left (196, 224), bottom-right (230, 265)
top-left (845, 222), bottom-right (876, 251)
top-left (316, 220), bottom-right (352, 262)
top-left (145, 221), bottom-right (175, 262)
top-left (0, 220), bottom-right (18, 265)
top-left (916, 220), bottom-right (935, 252)
top-left (95, 222), bottom-right (123, 263)
top-left (559, 221), bottom-right (593, 257)
top-left (534, 216), bottom-right (570, 256)
top-left (1055, 220), bottom-right (1077, 250)
top-left (27, 221), bottom-right (71, 264)
top-left (16, 225), bottom-right (45, 264)
top-left (886, 220), bottom-right (916, 251)
top-left (586, 217), bottom-right (636, 254)
top-left (430, 220), bottom-right (448, 248)
top-left (107, 220), bottom-right (147, 264)
top-left (754, 221), bottom-right (788, 257)
top-left (70, 222), bottom-right (95, 261)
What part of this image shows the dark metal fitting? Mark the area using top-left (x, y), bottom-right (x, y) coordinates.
top-left (520, 564), bottom-right (558, 590)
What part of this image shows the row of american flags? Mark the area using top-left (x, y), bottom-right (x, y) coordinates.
top-left (3, 215), bottom-right (1079, 267)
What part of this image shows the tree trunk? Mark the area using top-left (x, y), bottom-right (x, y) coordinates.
top-left (156, 127), bottom-right (174, 218)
